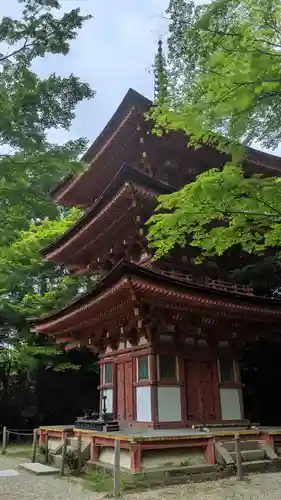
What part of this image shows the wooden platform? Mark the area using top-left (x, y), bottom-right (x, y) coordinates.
top-left (74, 425), bottom-right (281, 441)
top-left (38, 424), bottom-right (281, 474)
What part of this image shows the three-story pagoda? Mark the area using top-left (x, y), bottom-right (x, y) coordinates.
top-left (32, 89), bottom-right (281, 429)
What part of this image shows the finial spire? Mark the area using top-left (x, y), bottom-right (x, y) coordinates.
top-left (154, 39), bottom-right (167, 104)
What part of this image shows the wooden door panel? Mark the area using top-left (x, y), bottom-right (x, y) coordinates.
top-left (117, 363), bottom-right (125, 421)
top-left (200, 361), bottom-right (217, 421)
top-left (185, 360), bottom-right (201, 421)
top-left (124, 361), bottom-right (133, 421)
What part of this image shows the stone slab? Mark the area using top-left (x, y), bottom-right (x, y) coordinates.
top-left (19, 462), bottom-right (60, 475)
top-left (0, 469), bottom-right (20, 477)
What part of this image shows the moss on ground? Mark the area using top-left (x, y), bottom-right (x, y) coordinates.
top-left (83, 468), bottom-right (154, 495)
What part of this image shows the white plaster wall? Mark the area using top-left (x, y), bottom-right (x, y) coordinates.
top-left (103, 388), bottom-right (113, 413)
top-left (142, 448), bottom-right (205, 469)
top-left (99, 447), bottom-right (131, 469)
top-left (157, 387), bottom-right (181, 422)
top-left (136, 386), bottom-right (152, 422)
top-left (220, 388), bottom-right (243, 420)
top-left (98, 446), bottom-right (205, 472)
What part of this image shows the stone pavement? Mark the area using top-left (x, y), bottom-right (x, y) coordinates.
top-left (0, 455), bottom-right (104, 500)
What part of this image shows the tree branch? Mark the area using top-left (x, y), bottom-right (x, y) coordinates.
top-left (0, 38), bottom-right (33, 63)
top-left (194, 26), bottom-right (281, 49)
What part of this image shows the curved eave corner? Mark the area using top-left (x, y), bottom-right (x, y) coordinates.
top-left (29, 261), bottom-right (281, 336)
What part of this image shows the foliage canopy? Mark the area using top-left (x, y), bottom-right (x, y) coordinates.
top-left (0, 0), bottom-right (97, 426)
top-left (148, 0), bottom-right (281, 269)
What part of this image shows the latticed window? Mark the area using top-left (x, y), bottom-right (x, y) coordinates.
top-left (219, 359), bottom-right (235, 384)
top-left (138, 357), bottom-right (149, 381)
top-left (159, 355), bottom-right (176, 380)
top-left (104, 363), bottom-right (113, 384)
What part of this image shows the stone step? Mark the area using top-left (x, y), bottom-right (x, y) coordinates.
top-left (19, 463), bottom-right (60, 476)
top-left (242, 459), bottom-right (281, 473)
top-left (259, 440), bottom-right (279, 460)
top-left (223, 440), bottom-right (261, 452)
top-left (229, 449), bottom-right (265, 462)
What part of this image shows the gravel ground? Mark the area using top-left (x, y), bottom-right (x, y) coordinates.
top-left (0, 454), bottom-right (281, 500)
top-left (0, 456), bottom-right (105, 500)
top-left (125, 473), bottom-right (281, 499)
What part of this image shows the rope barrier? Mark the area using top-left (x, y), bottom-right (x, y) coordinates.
top-left (7, 429), bottom-right (33, 432)
top-left (7, 430), bottom-right (34, 436)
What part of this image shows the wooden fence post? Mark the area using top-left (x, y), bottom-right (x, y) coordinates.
top-left (77, 433), bottom-right (82, 473)
top-left (60, 434), bottom-right (67, 477)
top-left (2, 427), bottom-right (7, 455)
top-left (234, 434), bottom-right (243, 480)
top-left (31, 429), bottom-right (37, 463)
top-left (113, 439), bottom-right (121, 497)
top-left (45, 432), bottom-right (49, 464)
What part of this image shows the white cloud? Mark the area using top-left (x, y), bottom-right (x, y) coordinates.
top-left (4, 1), bottom-right (280, 158)
top-left (2, 0), bottom-right (170, 146)
top-left (51, 0), bottom-right (170, 143)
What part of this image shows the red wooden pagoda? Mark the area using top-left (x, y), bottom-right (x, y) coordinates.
top-left (32, 89), bottom-right (281, 430)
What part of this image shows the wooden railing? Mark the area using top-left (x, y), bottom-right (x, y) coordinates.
top-left (155, 268), bottom-right (254, 296)
top-left (205, 277), bottom-right (253, 296)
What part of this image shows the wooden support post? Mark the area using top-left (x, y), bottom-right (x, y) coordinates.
top-left (113, 439), bottom-right (121, 497)
top-left (205, 438), bottom-right (216, 465)
top-left (39, 429), bottom-right (44, 447)
top-left (77, 433), bottom-right (82, 474)
top-left (234, 434), bottom-right (243, 480)
top-left (130, 444), bottom-right (141, 473)
top-left (31, 429), bottom-right (37, 463)
top-left (60, 434), bottom-right (67, 477)
top-left (2, 427), bottom-right (7, 455)
top-left (45, 432), bottom-right (49, 464)
top-left (90, 437), bottom-right (100, 462)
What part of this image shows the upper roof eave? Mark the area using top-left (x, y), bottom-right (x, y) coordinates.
top-left (42, 165), bottom-right (174, 259)
top-left (48, 88), bottom-right (281, 206)
top-left (82, 89), bottom-right (151, 163)
top-left (50, 89), bottom-right (152, 202)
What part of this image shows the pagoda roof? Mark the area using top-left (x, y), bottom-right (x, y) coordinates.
top-left (49, 87), bottom-right (281, 208)
top-left (51, 89), bottom-right (151, 207)
top-left (43, 165), bottom-right (173, 266)
top-left (82, 90), bottom-right (150, 163)
top-left (31, 261), bottom-right (281, 339)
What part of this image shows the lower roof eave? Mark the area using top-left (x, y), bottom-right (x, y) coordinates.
top-left (29, 260), bottom-right (281, 337)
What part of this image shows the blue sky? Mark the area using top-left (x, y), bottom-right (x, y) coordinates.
top-left (4, 0), bottom-right (169, 147)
